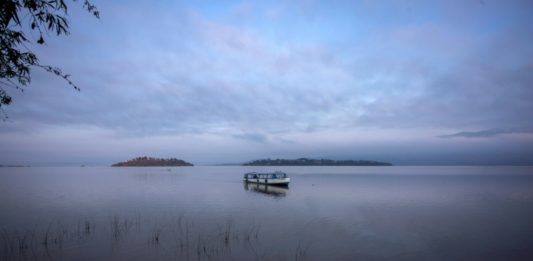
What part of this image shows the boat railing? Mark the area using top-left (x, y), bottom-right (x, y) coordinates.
top-left (244, 172), bottom-right (287, 179)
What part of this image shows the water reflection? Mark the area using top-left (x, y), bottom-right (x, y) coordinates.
top-left (243, 182), bottom-right (289, 197)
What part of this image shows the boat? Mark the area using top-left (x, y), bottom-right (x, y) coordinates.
top-left (244, 182), bottom-right (288, 197)
top-left (243, 171), bottom-right (290, 186)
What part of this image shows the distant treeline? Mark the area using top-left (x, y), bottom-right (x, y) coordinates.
top-left (112, 156), bottom-right (193, 167)
top-left (243, 158), bottom-right (392, 166)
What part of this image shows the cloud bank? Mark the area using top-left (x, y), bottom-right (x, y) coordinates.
top-left (1, 0), bottom-right (533, 165)
top-left (438, 129), bottom-right (533, 139)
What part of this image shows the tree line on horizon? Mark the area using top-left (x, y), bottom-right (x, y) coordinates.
top-left (112, 156), bottom-right (193, 167)
top-left (242, 158), bottom-right (392, 166)
top-left (110, 156), bottom-right (392, 167)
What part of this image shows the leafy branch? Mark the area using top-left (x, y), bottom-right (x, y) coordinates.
top-left (0, 0), bottom-right (99, 113)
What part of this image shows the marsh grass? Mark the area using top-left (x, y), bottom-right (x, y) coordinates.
top-left (1, 215), bottom-right (307, 261)
top-left (1, 220), bottom-right (88, 261)
top-left (151, 226), bottom-right (161, 245)
top-left (294, 241), bottom-right (311, 261)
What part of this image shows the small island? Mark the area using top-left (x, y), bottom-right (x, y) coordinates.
top-left (112, 156), bottom-right (193, 167)
top-left (243, 158), bottom-right (392, 166)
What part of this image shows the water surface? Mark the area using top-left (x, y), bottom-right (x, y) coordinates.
top-left (1, 166), bottom-right (533, 260)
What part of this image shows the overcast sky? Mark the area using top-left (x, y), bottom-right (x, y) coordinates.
top-left (1, 0), bottom-right (533, 165)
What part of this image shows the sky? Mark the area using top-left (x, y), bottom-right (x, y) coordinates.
top-left (1, 0), bottom-right (533, 165)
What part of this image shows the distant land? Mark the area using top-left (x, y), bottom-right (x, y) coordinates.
top-left (0, 164), bottom-right (31, 167)
top-left (243, 158), bottom-right (392, 166)
top-left (112, 156), bottom-right (193, 167)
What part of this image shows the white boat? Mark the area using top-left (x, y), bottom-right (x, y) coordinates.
top-left (244, 183), bottom-right (288, 197)
top-left (243, 171), bottom-right (290, 186)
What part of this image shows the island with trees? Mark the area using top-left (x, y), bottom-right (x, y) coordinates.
top-left (243, 158), bottom-right (392, 166)
top-left (112, 157), bottom-right (193, 167)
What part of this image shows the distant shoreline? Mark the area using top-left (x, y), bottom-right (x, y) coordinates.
top-left (242, 158), bottom-right (392, 166)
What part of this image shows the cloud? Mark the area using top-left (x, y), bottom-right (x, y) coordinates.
top-left (232, 132), bottom-right (268, 143)
top-left (438, 129), bottom-right (533, 139)
top-left (5, 5), bottom-right (359, 137)
top-left (6, 0), bottom-right (533, 136)
top-left (2, 1), bottom-right (533, 164)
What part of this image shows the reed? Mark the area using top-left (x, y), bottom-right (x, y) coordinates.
top-left (294, 241), bottom-right (310, 261)
top-left (0, 214), bottom-right (306, 261)
top-left (151, 227), bottom-right (161, 245)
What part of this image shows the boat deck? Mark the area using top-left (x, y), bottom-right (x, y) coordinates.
top-left (243, 171), bottom-right (290, 186)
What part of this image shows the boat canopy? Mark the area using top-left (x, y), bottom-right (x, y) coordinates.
top-left (244, 171), bottom-right (287, 179)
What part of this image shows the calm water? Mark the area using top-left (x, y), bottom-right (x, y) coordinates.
top-left (1, 166), bottom-right (533, 260)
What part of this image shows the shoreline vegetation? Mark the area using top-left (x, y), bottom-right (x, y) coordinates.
top-left (3, 158), bottom-right (391, 167)
top-left (0, 214), bottom-right (278, 261)
top-left (112, 156), bottom-right (193, 167)
top-left (243, 158), bottom-right (392, 166)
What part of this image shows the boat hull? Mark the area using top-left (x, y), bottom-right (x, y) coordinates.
top-left (243, 178), bottom-right (290, 186)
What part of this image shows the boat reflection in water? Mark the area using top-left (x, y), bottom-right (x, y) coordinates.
top-left (243, 182), bottom-right (289, 198)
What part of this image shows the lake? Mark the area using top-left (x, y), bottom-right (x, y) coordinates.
top-left (1, 166), bottom-right (533, 260)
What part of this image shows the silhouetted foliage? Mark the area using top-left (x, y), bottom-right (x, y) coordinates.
top-left (0, 0), bottom-right (99, 115)
top-left (243, 158), bottom-right (392, 166)
top-left (112, 156), bottom-right (194, 167)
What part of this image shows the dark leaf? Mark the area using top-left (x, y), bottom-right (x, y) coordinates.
top-left (1, 95), bottom-right (12, 105)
